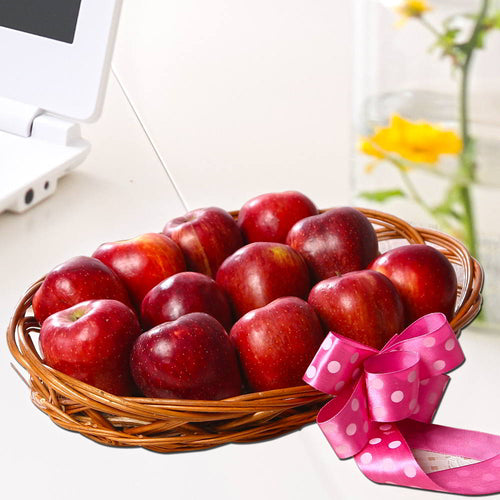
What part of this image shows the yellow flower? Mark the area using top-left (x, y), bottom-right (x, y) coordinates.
top-left (359, 114), bottom-right (462, 164)
top-left (395, 0), bottom-right (432, 21)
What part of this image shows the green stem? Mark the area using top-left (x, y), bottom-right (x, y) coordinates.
top-left (460, 0), bottom-right (490, 144)
top-left (419, 17), bottom-right (442, 38)
top-left (456, 62), bottom-right (477, 255)
top-left (399, 168), bottom-right (429, 210)
top-left (455, 0), bottom-right (489, 257)
top-left (397, 166), bottom-right (455, 233)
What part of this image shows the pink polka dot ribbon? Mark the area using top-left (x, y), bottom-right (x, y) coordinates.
top-left (303, 313), bottom-right (500, 495)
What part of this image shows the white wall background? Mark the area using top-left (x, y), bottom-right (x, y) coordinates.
top-left (110, 0), bottom-right (500, 214)
top-left (111, 0), bottom-right (354, 211)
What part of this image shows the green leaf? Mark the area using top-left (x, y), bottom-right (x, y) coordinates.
top-left (493, 11), bottom-right (500, 29)
top-left (430, 28), bottom-right (457, 51)
top-left (483, 10), bottom-right (500, 30)
top-left (429, 26), bottom-right (465, 63)
top-left (358, 189), bottom-right (406, 203)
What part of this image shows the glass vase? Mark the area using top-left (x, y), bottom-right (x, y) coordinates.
top-left (352, 0), bottom-right (500, 326)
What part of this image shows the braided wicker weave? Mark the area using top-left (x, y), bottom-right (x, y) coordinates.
top-left (7, 208), bottom-right (483, 452)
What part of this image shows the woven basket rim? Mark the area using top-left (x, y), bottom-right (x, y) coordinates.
top-left (5, 207), bottom-right (484, 451)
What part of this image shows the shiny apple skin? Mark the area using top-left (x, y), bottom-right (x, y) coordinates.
top-left (33, 256), bottom-right (132, 324)
top-left (141, 271), bottom-right (233, 331)
top-left (230, 297), bottom-right (325, 391)
top-left (308, 270), bottom-right (405, 349)
top-left (130, 313), bottom-right (242, 400)
top-left (238, 191), bottom-right (318, 243)
top-left (92, 233), bottom-right (186, 308)
top-left (215, 242), bottom-right (311, 318)
top-left (163, 207), bottom-right (243, 277)
top-left (368, 244), bottom-right (457, 323)
top-left (286, 207), bottom-right (379, 282)
top-left (39, 300), bottom-right (141, 396)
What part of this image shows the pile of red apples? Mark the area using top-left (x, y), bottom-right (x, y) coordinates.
top-left (34, 191), bottom-right (457, 400)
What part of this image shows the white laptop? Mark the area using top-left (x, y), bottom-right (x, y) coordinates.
top-left (0, 0), bottom-right (122, 213)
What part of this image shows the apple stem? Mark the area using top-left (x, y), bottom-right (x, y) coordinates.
top-left (70, 310), bottom-right (86, 322)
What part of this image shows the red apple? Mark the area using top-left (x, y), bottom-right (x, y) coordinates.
top-left (39, 300), bottom-right (141, 396)
top-left (230, 297), bottom-right (325, 391)
top-left (163, 207), bottom-right (243, 277)
top-left (130, 313), bottom-right (242, 399)
top-left (286, 207), bottom-right (379, 282)
top-left (215, 242), bottom-right (311, 318)
top-left (238, 190), bottom-right (318, 243)
top-left (33, 256), bottom-right (132, 324)
top-left (141, 272), bottom-right (233, 331)
top-left (308, 270), bottom-right (405, 349)
top-left (92, 233), bottom-right (185, 307)
top-left (368, 244), bottom-right (457, 323)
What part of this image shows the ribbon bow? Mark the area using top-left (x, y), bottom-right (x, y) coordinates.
top-left (304, 313), bottom-right (500, 495)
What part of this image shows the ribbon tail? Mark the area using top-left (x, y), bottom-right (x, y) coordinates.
top-left (317, 378), bottom-right (373, 459)
top-left (412, 374), bottom-right (449, 423)
top-left (354, 420), bottom-right (500, 495)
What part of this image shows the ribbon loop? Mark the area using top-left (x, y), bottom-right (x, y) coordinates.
top-left (305, 333), bottom-right (377, 396)
top-left (382, 313), bottom-right (465, 379)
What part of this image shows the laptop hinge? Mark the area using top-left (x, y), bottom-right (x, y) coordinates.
top-left (0, 96), bottom-right (42, 137)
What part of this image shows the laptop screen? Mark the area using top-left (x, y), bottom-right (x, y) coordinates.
top-left (0, 0), bottom-right (82, 44)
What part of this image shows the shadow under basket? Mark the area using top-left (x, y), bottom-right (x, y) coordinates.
top-left (7, 208), bottom-right (484, 453)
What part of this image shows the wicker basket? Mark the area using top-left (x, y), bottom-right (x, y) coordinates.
top-left (7, 208), bottom-right (483, 452)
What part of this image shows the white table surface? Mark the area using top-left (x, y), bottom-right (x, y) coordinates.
top-left (2, 2), bottom-right (500, 497)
